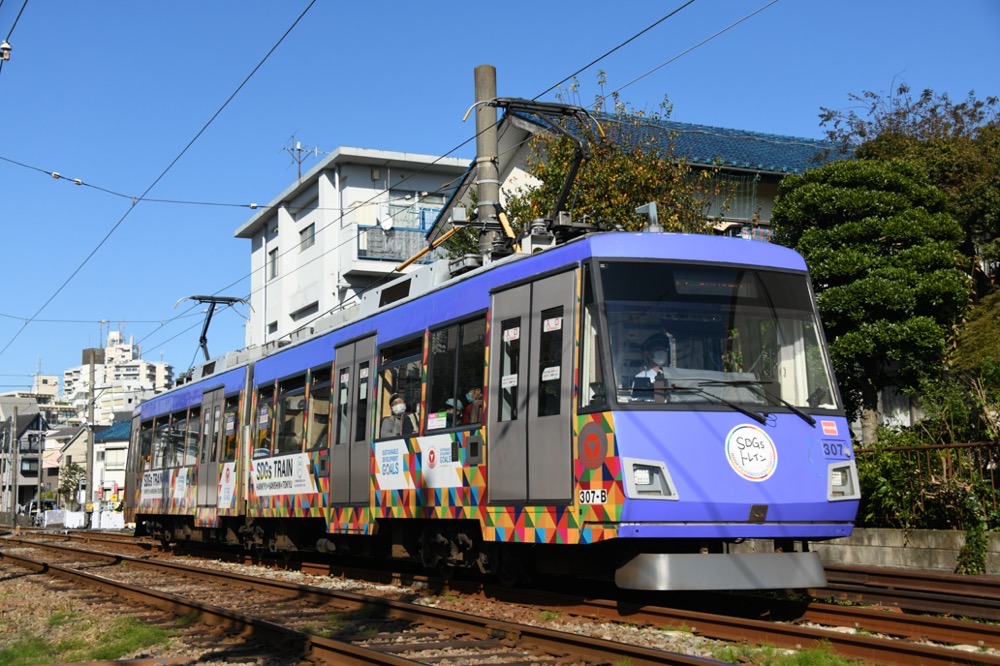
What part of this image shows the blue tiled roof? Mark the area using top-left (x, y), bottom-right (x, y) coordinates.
top-left (597, 114), bottom-right (841, 175)
top-left (95, 419), bottom-right (131, 442)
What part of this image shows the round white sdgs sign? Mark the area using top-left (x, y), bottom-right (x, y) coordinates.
top-left (725, 424), bottom-right (777, 481)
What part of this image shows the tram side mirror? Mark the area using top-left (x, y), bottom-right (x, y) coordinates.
top-left (589, 382), bottom-right (607, 406)
top-left (807, 388), bottom-right (827, 408)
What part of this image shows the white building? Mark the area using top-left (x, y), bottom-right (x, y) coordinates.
top-left (62, 331), bottom-right (173, 426)
top-left (31, 375), bottom-right (59, 399)
top-left (234, 147), bottom-right (469, 348)
top-left (92, 419), bottom-right (130, 505)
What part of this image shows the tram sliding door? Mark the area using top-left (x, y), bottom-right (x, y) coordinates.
top-left (197, 387), bottom-right (223, 507)
top-left (488, 269), bottom-right (575, 504)
top-left (331, 336), bottom-right (375, 505)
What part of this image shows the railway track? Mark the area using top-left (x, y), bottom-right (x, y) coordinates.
top-left (820, 563), bottom-right (1000, 620)
top-left (0, 536), bottom-right (717, 665)
top-left (5, 531), bottom-right (1000, 665)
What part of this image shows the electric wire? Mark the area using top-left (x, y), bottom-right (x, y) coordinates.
top-left (532, 0), bottom-right (698, 100)
top-left (0, 0), bottom-right (318, 364)
top-left (0, 0), bottom-right (28, 75)
top-left (135, 4), bottom-right (706, 359)
top-left (276, 2), bottom-right (775, 351)
top-left (0, 310), bottom-right (202, 324)
top-left (5, 1), bottom-right (699, 356)
top-left (599, 0), bottom-right (780, 105)
top-left (6, 2), bottom-right (752, 375)
top-left (224, 123), bottom-right (547, 353)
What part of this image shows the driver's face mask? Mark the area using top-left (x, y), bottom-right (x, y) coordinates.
top-left (652, 350), bottom-right (669, 366)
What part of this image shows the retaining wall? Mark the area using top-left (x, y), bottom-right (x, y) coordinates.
top-left (810, 528), bottom-right (1000, 575)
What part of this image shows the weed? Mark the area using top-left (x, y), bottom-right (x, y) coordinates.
top-left (0, 616), bottom-right (170, 665)
top-left (712, 639), bottom-right (862, 665)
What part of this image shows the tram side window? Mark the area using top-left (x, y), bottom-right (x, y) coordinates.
top-left (377, 337), bottom-right (423, 439)
top-left (166, 411), bottom-right (185, 467)
top-left (152, 416), bottom-right (171, 468)
top-left (276, 375), bottom-right (306, 455)
top-left (211, 401), bottom-right (223, 463)
top-left (355, 361), bottom-right (370, 442)
top-left (255, 385), bottom-right (274, 458)
top-left (184, 407), bottom-right (200, 466)
top-left (498, 318), bottom-right (520, 423)
top-left (140, 421), bottom-right (153, 471)
top-left (428, 317), bottom-right (486, 430)
top-left (222, 396), bottom-right (240, 462)
top-left (579, 264), bottom-right (607, 410)
top-left (307, 369), bottom-right (331, 450)
top-left (538, 306), bottom-right (564, 417)
top-left (336, 367), bottom-right (350, 446)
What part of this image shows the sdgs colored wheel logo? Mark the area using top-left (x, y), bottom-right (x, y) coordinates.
top-left (725, 424), bottom-right (777, 481)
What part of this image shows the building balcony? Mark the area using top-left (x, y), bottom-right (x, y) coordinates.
top-left (347, 226), bottom-right (447, 277)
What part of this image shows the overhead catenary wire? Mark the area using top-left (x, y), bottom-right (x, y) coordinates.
top-left (532, 0), bottom-right (698, 100)
top-left (0, 310), bottom-right (202, 325)
top-left (598, 0), bottom-right (780, 106)
top-left (280, 3), bottom-right (781, 347)
top-left (136, 4), bottom-right (719, 359)
top-left (0, 0), bottom-right (319, 364)
top-left (5, 2), bottom-right (764, 375)
top-left (2, 0), bottom-right (710, 344)
top-left (0, 0), bottom-right (28, 75)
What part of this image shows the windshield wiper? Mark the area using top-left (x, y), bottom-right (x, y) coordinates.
top-left (698, 379), bottom-right (816, 427)
top-left (664, 384), bottom-right (768, 425)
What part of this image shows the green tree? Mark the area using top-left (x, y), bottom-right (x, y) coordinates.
top-left (948, 291), bottom-right (1000, 442)
top-left (771, 159), bottom-right (969, 444)
top-left (58, 461), bottom-right (87, 510)
top-left (445, 95), bottom-right (724, 255)
top-left (951, 291), bottom-right (1000, 376)
top-left (820, 85), bottom-right (1000, 292)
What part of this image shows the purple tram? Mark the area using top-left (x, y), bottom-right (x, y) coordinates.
top-left (125, 231), bottom-right (859, 590)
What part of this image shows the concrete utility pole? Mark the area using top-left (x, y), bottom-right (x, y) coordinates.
top-left (11, 406), bottom-right (18, 515)
top-left (473, 64), bottom-right (501, 256)
top-left (85, 349), bottom-right (97, 512)
top-left (35, 429), bottom-right (41, 513)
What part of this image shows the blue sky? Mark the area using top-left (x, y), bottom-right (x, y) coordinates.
top-left (1, 0), bottom-right (997, 392)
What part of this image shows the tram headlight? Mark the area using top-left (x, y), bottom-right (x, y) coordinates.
top-left (623, 458), bottom-right (678, 500)
top-left (828, 460), bottom-right (860, 501)
top-left (633, 466), bottom-right (651, 486)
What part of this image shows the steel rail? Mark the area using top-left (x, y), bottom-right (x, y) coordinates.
top-left (1, 538), bottom-right (716, 665)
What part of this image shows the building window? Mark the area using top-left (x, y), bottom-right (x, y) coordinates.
top-left (268, 248), bottom-right (279, 280)
top-left (702, 172), bottom-right (759, 222)
top-left (106, 449), bottom-right (126, 470)
top-left (299, 223), bottom-right (315, 251)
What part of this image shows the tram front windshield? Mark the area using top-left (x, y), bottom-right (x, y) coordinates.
top-left (598, 261), bottom-right (838, 410)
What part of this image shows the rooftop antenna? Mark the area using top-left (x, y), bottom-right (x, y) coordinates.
top-left (176, 296), bottom-right (247, 362)
top-left (285, 134), bottom-right (322, 180)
